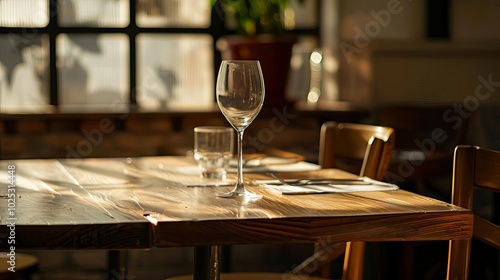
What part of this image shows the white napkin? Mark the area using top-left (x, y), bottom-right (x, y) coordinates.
top-left (228, 161), bottom-right (321, 173)
top-left (229, 156), bottom-right (298, 168)
top-left (257, 176), bottom-right (399, 194)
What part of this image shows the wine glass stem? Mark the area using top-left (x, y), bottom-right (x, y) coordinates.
top-left (235, 129), bottom-right (245, 194)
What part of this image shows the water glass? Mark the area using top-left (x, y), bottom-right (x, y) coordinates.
top-left (193, 126), bottom-right (234, 179)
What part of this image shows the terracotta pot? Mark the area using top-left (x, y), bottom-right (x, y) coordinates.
top-left (217, 35), bottom-right (297, 108)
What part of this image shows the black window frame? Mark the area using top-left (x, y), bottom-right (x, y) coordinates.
top-left (0, 0), bottom-right (320, 109)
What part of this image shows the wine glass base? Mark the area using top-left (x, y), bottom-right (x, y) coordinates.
top-left (216, 190), bottom-right (263, 200)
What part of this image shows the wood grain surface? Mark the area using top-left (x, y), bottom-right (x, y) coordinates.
top-left (0, 156), bottom-right (472, 250)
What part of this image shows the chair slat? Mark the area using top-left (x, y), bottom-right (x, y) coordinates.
top-left (474, 216), bottom-right (500, 249)
top-left (475, 148), bottom-right (500, 192)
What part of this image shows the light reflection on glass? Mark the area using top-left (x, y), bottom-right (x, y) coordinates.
top-left (57, 33), bottom-right (129, 105)
top-left (136, 34), bottom-right (213, 109)
top-left (59, 0), bottom-right (129, 27)
top-left (0, 35), bottom-right (50, 110)
top-left (0, 0), bottom-right (48, 27)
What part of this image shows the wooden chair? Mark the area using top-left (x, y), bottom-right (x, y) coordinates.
top-left (374, 103), bottom-right (471, 279)
top-left (167, 122), bottom-right (395, 280)
top-left (446, 145), bottom-right (500, 280)
top-left (308, 121), bottom-right (395, 280)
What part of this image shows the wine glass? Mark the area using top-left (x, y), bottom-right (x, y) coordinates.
top-left (216, 60), bottom-right (265, 199)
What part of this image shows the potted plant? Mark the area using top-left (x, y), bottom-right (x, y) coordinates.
top-left (213, 0), bottom-right (305, 107)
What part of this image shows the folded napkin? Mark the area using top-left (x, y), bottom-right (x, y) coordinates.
top-left (256, 176), bottom-right (399, 194)
top-left (229, 156), bottom-right (298, 168)
top-left (228, 161), bottom-right (320, 173)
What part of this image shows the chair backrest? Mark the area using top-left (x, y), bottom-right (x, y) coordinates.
top-left (447, 145), bottom-right (500, 280)
top-left (319, 121), bottom-right (395, 181)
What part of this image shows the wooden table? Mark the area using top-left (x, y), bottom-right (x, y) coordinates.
top-left (0, 156), bottom-right (472, 279)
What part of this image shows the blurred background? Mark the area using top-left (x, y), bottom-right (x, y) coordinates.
top-left (0, 0), bottom-right (498, 279)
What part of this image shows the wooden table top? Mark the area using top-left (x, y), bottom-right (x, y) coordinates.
top-left (0, 156), bottom-right (472, 250)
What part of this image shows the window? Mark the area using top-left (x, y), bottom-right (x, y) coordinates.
top-left (0, 0), bottom-right (318, 112)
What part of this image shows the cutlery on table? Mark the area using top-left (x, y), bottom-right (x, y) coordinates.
top-left (265, 173), bottom-right (369, 186)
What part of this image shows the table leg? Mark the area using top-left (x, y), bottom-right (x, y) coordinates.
top-left (108, 250), bottom-right (128, 279)
top-left (194, 245), bottom-right (221, 280)
top-left (221, 245), bottom-right (232, 272)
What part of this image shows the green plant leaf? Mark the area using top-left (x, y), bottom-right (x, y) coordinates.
top-left (214, 0), bottom-right (307, 36)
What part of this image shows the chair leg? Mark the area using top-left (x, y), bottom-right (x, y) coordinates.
top-left (291, 242), bottom-right (346, 277)
top-left (343, 242), bottom-right (365, 280)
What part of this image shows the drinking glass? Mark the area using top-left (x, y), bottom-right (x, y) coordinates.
top-left (193, 126), bottom-right (234, 179)
top-left (215, 60), bottom-right (265, 199)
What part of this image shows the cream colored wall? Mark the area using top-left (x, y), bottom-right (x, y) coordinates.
top-left (371, 43), bottom-right (500, 104)
top-left (451, 0), bottom-right (500, 41)
top-left (338, 0), bottom-right (424, 41)
top-left (328, 0), bottom-right (500, 105)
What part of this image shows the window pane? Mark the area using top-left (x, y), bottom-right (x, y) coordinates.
top-left (0, 34), bottom-right (50, 111)
top-left (59, 0), bottom-right (130, 27)
top-left (0, 0), bottom-right (48, 27)
top-left (57, 34), bottom-right (129, 105)
top-left (137, 34), bottom-right (213, 109)
top-left (137, 0), bottom-right (210, 28)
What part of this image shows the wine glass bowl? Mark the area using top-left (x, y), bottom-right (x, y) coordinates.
top-left (216, 60), bottom-right (265, 199)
